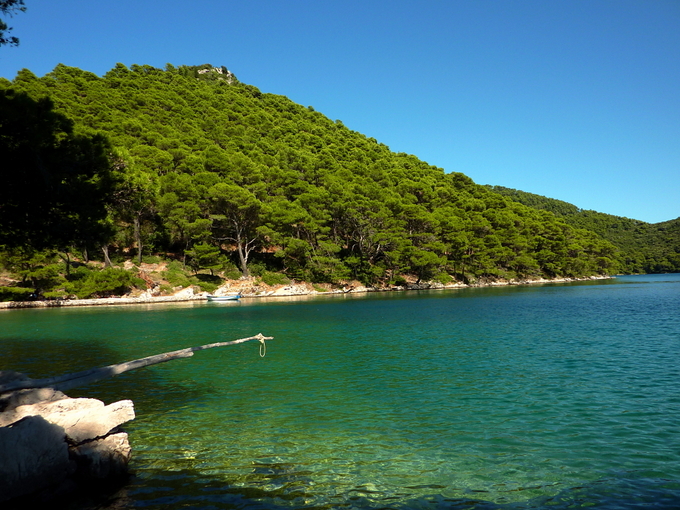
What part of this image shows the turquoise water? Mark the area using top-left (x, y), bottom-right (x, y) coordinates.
top-left (2, 274), bottom-right (679, 509)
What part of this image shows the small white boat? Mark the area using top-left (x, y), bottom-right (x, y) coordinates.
top-left (206, 293), bottom-right (241, 302)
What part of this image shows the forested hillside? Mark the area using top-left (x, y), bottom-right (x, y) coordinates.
top-left (0, 63), bottom-right (620, 299)
top-left (488, 186), bottom-right (680, 273)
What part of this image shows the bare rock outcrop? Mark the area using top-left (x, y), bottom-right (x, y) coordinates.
top-left (0, 371), bottom-right (135, 504)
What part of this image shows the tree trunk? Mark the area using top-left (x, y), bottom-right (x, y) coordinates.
top-left (182, 239), bottom-right (189, 269)
top-left (60, 252), bottom-right (71, 276)
top-left (237, 245), bottom-right (249, 276)
top-left (102, 245), bottom-right (113, 268)
top-left (236, 232), bottom-right (249, 277)
top-left (133, 215), bottom-right (143, 265)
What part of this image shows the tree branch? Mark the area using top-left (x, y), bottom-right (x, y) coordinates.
top-left (0, 333), bottom-right (273, 393)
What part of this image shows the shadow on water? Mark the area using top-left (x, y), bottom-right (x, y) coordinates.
top-left (44, 462), bottom-right (680, 510)
top-left (0, 338), bottom-right (210, 408)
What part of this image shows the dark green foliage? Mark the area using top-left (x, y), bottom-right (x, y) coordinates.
top-left (222, 262), bottom-right (243, 281)
top-left (0, 89), bottom-right (114, 252)
top-left (162, 260), bottom-right (193, 288)
top-left (0, 286), bottom-right (33, 301)
top-left (186, 242), bottom-right (223, 275)
top-left (191, 273), bottom-right (221, 293)
top-left (62, 267), bottom-right (140, 299)
top-left (0, 62), bottom-right (631, 298)
top-left (160, 259), bottom-right (222, 292)
top-left (0, 248), bottom-right (62, 291)
top-left (0, 0), bottom-right (25, 47)
top-left (488, 186), bottom-right (680, 273)
top-left (390, 275), bottom-right (408, 287)
top-left (0, 246), bottom-right (149, 299)
top-left (259, 271), bottom-right (291, 286)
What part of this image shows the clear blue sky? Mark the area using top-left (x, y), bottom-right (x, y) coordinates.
top-left (1, 0), bottom-right (678, 223)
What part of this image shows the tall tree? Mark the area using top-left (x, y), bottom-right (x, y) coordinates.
top-left (0, 89), bottom-right (114, 252)
top-left (157, 173), bottom-right (211, 267)
top-left (209, 183), bottom-right (264, 276)
top-left (109, 149), bottom-right (159, 264)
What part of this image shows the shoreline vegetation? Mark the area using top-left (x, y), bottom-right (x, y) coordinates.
top-left (0, 273), bottom-right (612, 310)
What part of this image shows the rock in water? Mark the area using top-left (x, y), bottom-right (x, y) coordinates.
top-left (0, 371), bottom-right (135, 504)
top-left (0, 415), bottom-right (72, 502)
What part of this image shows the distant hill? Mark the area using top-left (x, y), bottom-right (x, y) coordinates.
top-left (0, 63), bottom-right (627, 296)
top-left (487, 186), bottom-right (680, 273)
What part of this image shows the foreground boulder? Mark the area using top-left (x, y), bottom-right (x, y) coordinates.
top-left (0, 373), bottom-right (134, 504)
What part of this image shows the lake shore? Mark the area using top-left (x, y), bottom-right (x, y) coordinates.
top-left (0, 275), bottom-right (612, 310)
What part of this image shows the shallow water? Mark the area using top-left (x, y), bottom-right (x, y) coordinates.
top-left (2, 274), bottom-right (679, 509)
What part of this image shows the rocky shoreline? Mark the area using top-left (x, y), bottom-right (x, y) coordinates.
top-left (0, 275), bottom-right (612, 310)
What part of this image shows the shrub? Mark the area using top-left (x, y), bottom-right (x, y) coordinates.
top-left (390, 275), bottom-right (408, 287)
top-left (432, 272), bottom-right (453, 285)
top-left (190, 274), bottom-right (221, 293)
top-left (162, 261), bottom-right (192, 288)
top-left (132, 275), bottom-right (147, 288)
top-left (65, 267), bottom-right (141, 299)
top-left (43, 290), bottom-right (67, 299)
top-left (260, 271), bottom-right (290, 286)
top-left (248, 262), bottom-right (266, 277)
top-left (0, 286), bottom-right (34, 302)
top-left (186, 243), bottom-right (223, 274)
top-left (222, 262), bottom-right (242, 280)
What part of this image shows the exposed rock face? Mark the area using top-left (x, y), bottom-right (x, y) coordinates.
top-left (71, 431), bottom-right (131, 480)
top-left (0, 372), bottom-right (135, 504)
top-left (0, 415), bottom-right (71, 502)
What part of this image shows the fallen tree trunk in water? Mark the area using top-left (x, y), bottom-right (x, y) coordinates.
top-left (0, 333), bottom-right (273, 506)
top-left (0, 333), bottom-right (273, 394)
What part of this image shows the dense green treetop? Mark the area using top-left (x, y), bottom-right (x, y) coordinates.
top-left (0, 88), bottom-right (113, 251)
top-left (1, 63), bottom-right (623, 288)
top-left (487, 186), bottom-right (680, 273)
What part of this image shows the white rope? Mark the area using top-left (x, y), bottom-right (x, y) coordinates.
top-left (259, 337), bottom-right (267, 357)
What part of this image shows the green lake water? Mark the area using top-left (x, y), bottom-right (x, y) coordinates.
top-left (2, 274), bottom-right (679, 509)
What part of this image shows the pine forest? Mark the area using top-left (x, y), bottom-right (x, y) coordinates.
top-left (1, 63), bottom-right (677, 301)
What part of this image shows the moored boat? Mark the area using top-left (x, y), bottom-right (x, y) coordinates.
top-left (206, 293), bottom-right (241, 302)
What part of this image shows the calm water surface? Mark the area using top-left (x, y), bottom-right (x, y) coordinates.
top-left (1, 274), bottom-right (679, 509)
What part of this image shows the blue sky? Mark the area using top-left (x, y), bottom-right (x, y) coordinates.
top-left (1, 0), bottom-right (678, 223)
